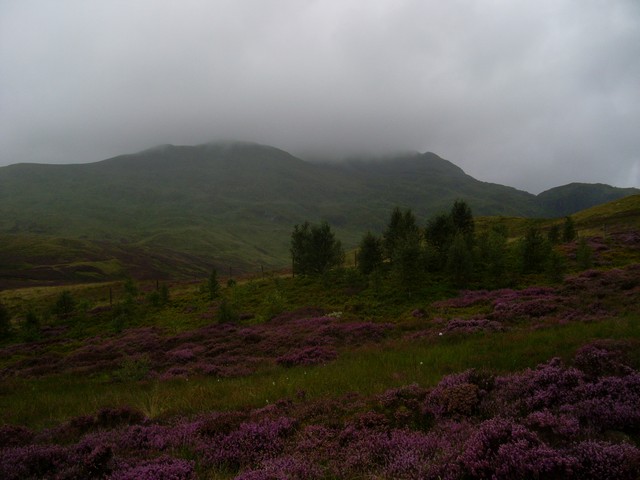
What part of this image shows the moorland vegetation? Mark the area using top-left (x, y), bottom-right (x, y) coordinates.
top-left (1, 197), bottom-right (640, 479)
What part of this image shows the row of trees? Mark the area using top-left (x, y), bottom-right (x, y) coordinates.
top-left (291, 200), bottom-right (587, 288)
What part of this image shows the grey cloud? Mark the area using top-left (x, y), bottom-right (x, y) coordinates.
top-left (1, 0), bottom-right (639, 193)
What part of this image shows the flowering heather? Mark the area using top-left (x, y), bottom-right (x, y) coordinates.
top-left (0, 425), bottom-right (34, 448)
top-left (573, 340), bottom-right (634, 377)
top-left (276, 345), bottom-right (337, 367)
top-left (459, 417), bottom-right (576, 479)
top-left (571, 440), bottom-right (640, 480)
top-left (3, 345), bottom-right (640, 479)
top-left (0, 443), bottom-right (113, 480)
top-left (425, 369), bottom-right (493, 419)
top-left (197, 417), bottom-right (297, 470)
top-left (111, 456), bottom-right (195, 480)
top-left (234, 455), bottom-right (323, 480)
top-left (0, 312), bottom-right (391, 380)
top-left (444, 317), bottom-right (504, 334)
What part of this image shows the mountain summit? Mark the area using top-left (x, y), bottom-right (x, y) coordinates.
top-left (0, 141), bottom-right (637, 280)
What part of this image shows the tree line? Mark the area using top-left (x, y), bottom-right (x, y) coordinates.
top-left (290, 200), bottom-right (586, 289)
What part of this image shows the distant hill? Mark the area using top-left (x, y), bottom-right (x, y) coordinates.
top-left (537, 183), bottom-right (640, 217)
top-left (0, 141), bottom-right (637, 284)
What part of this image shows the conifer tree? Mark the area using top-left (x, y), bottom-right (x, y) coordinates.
top-left (358, 231), bottom-right (384, 275)
top-left (563, 216), bottom-right (576, 242)
top-left (451, 199), bottom-right (475, 244)
top-left (520, 227), bottom-right (551, 273)
top-left (290, 221), bottom-right (344, 276)
top-left (208, 268), bottom-right (221, 299)
top-left (383, 207), bottom-right (419, 263)
top-left (447, 233), bottom-right (474, 286)
top-left (576, 237), bottom-right (593, 270)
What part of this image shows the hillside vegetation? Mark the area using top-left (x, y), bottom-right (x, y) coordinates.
top-left (0, 197), bottom-right (639, 479)
top-left (1, 142), bottom-right (637, 285)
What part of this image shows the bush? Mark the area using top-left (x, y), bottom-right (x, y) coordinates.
top-left (53, 290), bottom-right (75, 318)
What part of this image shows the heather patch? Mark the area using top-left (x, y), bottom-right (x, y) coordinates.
top-left (3, 344), bottom-right (640, 479)
top-left (0, 313), bottom-right (391, 380)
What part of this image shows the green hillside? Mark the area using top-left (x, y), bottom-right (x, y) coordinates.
top-left (538, 182), bottom-right (640, 216)
top-left (1, 142), bottom-right (637, 284)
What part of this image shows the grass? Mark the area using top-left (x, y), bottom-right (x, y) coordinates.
top-left (2, 197), bottom-right (639, 437)
top-left (3, 313), bottom-right (638, 429)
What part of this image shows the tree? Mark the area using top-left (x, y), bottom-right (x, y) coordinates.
top-left (53, 290), bottom-right (75, 318)
top-left (520, 227), bottom-right (551, 273)
top-left (447, 233), bottom-right (474, 286)
top-left (451, 199), bottom-right (475, 243)
top-left (547, 224), bottom-right (560, 245)
top-left (383, 207), bottom-right (404, 261)
top-left (563, 216), bottom-right (576, 243)
top-left (358, 231), bottom-right (384, 276)
top-left (208, 268), bottom-right (221, 299)
top-left (291, 221), bottom-right (344, 276)
top-left (383, 207), bottom-right (420, 263)
top-left (425, 213), bottom-right (455, 254)
top-left (546, 250), bottom-right (566, 283)
top-left (477, 226), bottom-right (508, 285)
top-left (576, 237), bottom-right (593, 270)
top-left (391, 234), bottom-right (423, 289)
top-left (123, 277), bottom-right (139, 298)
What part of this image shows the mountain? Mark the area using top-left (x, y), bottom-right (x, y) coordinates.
top-left (0, 141), bottom-right (637, 284)
top-left (537, 183), bottom-right (640, 217)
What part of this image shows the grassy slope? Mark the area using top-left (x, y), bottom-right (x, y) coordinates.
top-left (1, 142), bottom-right (637, 285)
top-left (1, 195), bottom-right (639, 429)
top-left (538, 182), bottom-right (640, 217)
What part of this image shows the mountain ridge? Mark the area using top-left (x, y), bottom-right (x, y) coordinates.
top-left (0, 141), bottom-right (637, 283)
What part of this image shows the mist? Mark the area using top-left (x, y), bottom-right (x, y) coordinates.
top-left (1, 0), bottom-right (639, 193)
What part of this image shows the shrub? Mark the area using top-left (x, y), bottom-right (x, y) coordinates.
top-left (53, 290), bottom-right (75, 317)
top-left (276, 346), bottom-right (338, 367)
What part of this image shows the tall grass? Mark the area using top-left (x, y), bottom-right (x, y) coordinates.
top-left (3, 314), bottom-right (638, 429)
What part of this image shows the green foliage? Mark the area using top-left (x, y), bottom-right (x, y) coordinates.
top-left (476, 226), bottom-right (508, 286)
top-left (357, 231), bottom-right (384, 276)
top-left (290, 221), bottom-right (344, 276)
top-left (2, 144), bottom-right (637, 288)
top-left (538, 182), bottom-right (640, 217)
top-left (53, 290), bottom-right (75, 317)
top-left (380, 208), bottom-right (423, 288)
top-left (217, 297), bottom-right (239, 324)
top-left (123, 277), bottom-right (139, 298)
top-left (563, 216), bottom-right (576, 242)
top-left (520, 227), bottom-right (551, 273)
top-left (576, 237), bottom-right (593, 270)
top-left (113, 355), bottom-right (151, 382)
top-left (260, 290), bottom-right (286, 320)
top-left (446, 233), bottom-right (474, 287)
top-left (425, 213), bottom-right (455, 258)
top-left (547, 224), bottom-right (560, 244)
top-left (546, 249), bottom-right (566, 283)
top-left (21, 311), bottom-right (41, 341)
top-left (390, 235), bottom-right (424, 290)
top-left (148, 283), bottom-right (170, 307)
top-left (383, 207), bottom-right (420, 261)
top-left (451, 199), bottom-right (475, 243)
top-left (208, 268), bottom-right (221, 299)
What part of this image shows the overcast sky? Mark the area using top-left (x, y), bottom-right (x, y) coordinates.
top-left (1, 0), bottom-right (639, 193)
